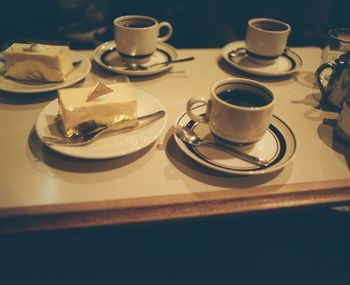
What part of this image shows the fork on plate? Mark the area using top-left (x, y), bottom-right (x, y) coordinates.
top-left (42, 110), bottom-right (165, 146)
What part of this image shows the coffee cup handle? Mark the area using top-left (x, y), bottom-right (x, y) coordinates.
top-left (186, 97), bottom-right (209, 124)
top-left (158, 22), bottom-right (173, 42)
top-left (315, 62), bottom-right (336, 100)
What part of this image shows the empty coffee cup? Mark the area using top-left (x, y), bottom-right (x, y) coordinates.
top-left (186, 78), bottom-right (275, 149)
top-left (245, 18), bottom-right (291, 65)
top-left (114, 15), bottom-right (173, 63)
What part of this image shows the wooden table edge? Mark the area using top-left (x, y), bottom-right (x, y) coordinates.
top-left (1, 178), bottom-right (350, 234)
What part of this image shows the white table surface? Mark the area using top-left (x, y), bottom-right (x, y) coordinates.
top-left (0, 46), bottom-right (349, 232)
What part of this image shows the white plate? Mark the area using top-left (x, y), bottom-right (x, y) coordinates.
top-left (35, 89), bottom-right (167, 159)
top-left (173, 105), bottom-right (298, 175)
top-left (0, 51), bottom-right (91, 93)
top-left (222, 40), bottom-right (302, 77)
top-left (93, 41), bottom-right (177, 76)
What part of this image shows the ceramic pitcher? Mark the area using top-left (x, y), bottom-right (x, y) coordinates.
top-left (315, 51), bottom-right (350, 109)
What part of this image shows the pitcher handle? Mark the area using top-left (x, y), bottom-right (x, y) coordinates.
top-left (315, 62), bottom-right (336, 100)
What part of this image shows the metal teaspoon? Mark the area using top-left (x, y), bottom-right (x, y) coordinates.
top-left (125, 57), bottom-right (195, 70)
top-left (173, 125), bottom-right (270, 167)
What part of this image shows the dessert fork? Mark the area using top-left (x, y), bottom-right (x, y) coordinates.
top-left (42, 110), bottom-right (165, 146)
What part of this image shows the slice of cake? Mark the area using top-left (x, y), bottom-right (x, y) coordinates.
top-left (58, 82), bottom-right (138, 137)
top-left (3, 43), bottom-right (73, 82)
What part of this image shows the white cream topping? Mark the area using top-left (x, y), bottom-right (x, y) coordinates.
top-left (29, 43), bottom-right (46, 52)
top-left (23, 43), bottom-right (47, 52)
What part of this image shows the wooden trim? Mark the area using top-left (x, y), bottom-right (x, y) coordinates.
top-left (1, 178), bottom-right (350, 234)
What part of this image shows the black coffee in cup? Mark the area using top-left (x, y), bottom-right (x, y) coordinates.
top-left (218, 89), bottom-right (271, 107)
top-left (187, 78), bottom-right (275, 146)
top-left (123, 20), bottom-right (154, 29)
top-left (253, 20), bottom-right (289, 32)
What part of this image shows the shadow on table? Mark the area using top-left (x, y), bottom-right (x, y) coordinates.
top-left (294, 71), bottom-right (318, 88)
top-left (296, 89), bottom-right (342, 113)
top-left (0, 90), bottom-right (57, 105)
top-left (291, 92), bottom-right (323, 113)
top-left (292, 91), bottom-right (349, 167)
top-left (27, 127), bottom-right (153, 173)
top-left (318, 119), bottom-right (350, 168)
top-left (292, 91), bottom-right (339, 124)
top-left (295, 91), bottom-right (350, 167)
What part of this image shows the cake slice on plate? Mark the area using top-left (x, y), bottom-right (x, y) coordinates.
top-left (3, 43), bottom-right (73, 82)
top-left (58, 82), bottom-right (138, 137)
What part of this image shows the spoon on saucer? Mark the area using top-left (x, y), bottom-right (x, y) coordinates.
top-left (125, 56), bottom-right (194, 70)
top-left (228, 47), bottom-right (247, 59)
top-left (173, 125), bottom-right (270, 167)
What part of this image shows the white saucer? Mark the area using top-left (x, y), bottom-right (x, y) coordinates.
top-left (173, 105), bottom-right (298, 175)
top-left (222, 40), bottom-right (302, 77)
top-left (93, 41), bottom-right (177, 76)
top-left (0, 51), bottom-right (91, 93)
top-left (35, 89), bottom-right (167, 159)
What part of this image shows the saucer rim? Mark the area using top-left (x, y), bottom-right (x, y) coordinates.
top-left (93, 41), bottom-right (178, 76)
top-left (173, 106), bottom-right (298, 175)
top-left (222, 40), bottom-right (303, 77)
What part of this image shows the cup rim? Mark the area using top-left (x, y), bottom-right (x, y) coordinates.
top-left (212, 78), bottom-right (275, 111)
top-left (248, 18), bottom-right (291, 34)
top-left (114, 15), bottom-right (158, 29)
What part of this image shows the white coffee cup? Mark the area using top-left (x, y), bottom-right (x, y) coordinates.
top-left (114, 15), bottom-right (173, 63)
top-left (245, 18), bottom-right (291, 65)
top-left (186, 78), bottom-right (275, 148)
